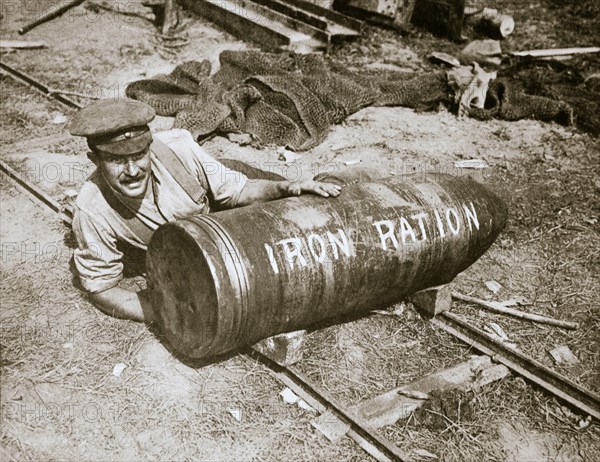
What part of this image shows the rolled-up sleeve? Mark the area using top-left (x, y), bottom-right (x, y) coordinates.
top-left (72, 208), bottom-right (124, 293)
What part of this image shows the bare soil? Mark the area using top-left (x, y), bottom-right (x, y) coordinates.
top-left (1, 1), bottom-right (599, 461)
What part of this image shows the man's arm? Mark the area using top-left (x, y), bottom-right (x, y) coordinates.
top-left (89, 286), bottom-right (154, 323)
top-left (236, 179), bottom-right (341, 207)
top-left (73, 208), bottom-right (154, 323)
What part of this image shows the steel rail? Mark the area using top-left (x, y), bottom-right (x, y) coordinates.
top-left (248, 348), bottom-right (410, 462)
top-left (435, 311), bottom-right (600, 420)
top-left (0, 60), bottom-right (82, 109)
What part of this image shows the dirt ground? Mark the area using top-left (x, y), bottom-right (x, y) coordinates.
top-left (1, 0), bottom-right (599, 460)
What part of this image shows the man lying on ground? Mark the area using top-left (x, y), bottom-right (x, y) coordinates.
top-left (69, 99), bottom-right (341, 322)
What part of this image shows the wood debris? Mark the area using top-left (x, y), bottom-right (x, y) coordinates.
top-left (349, 355), bottom-right (509, 429)
top-left (511, 47), bottom-right (600, 59)
top-left (464, 7), bottom-right (514, 39)
top-left (428, 51), bottom-right (461, 67)
top-left (453, 292), bottom-right (579, 330)
top-left (0, 40), bottom-right (46, 49)
top-left (549, 345), bottom-right (579, 365)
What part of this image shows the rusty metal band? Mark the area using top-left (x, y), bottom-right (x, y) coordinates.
top-left (435, 311), bottom-right (600, 420)
top-left (193, 214), bottom-right (251, 344)
top-left (0, 60), bottom-right (82, 109)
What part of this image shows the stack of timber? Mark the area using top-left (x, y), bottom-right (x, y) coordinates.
top-left (179, 0), bottom-right (363, 52)
top-left (333, 0), bottom-right (417, 32)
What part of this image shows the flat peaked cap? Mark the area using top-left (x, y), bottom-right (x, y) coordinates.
top-left (68, 99), bottom-right (156, 137)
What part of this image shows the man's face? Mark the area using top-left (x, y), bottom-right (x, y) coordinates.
top-left (94, 147), bottom-right (152, 199)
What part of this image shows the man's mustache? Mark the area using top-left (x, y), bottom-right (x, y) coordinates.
top-left (121, 175), bottom-right (146, 184)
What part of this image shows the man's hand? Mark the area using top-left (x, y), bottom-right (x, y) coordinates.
top-left (236, 179), bottom-right (342, 207)
top-left (89, 286), bottom-right (154, 323)
top-left (286, 180), bottom-right (342, 198)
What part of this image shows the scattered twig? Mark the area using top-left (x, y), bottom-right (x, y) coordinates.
top-left (160, 39), bottom-right (190, 49)
top-left (0, 40), bottom-right (46, 49)
top-left (403, 411), bottom-right (414, 433)
top-left (425, 409), bottom-right (479, 443)
top-left (452, 292), bottom-right (579, 330)
top-left (511, 47), bottom-right (600, 58)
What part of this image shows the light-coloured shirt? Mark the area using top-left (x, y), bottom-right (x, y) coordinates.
top-left (73, 129), bottom-right (248, 293)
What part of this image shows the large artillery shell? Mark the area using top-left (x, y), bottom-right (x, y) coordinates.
top-left (147, 173), bottom-right (507, 360)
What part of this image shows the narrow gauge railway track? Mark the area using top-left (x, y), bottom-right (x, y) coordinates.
top-left (0, 60), bottom-right (83, 109)
top-left (247, 349), bottom-right (411, 462)
top-left (2, 61), bottom-right (598, 461)
top-left (436, 312), bottom-right (600, 421)
top-left (0, 157), bottom-right (73, 225)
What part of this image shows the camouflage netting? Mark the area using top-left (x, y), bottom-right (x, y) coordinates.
top-left (125, 50), bottom-right (589, 151)
top-left (470, 56), bottom-right (600, 136)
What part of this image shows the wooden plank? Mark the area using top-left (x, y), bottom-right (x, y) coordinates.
top-left (0, 40), bottom-right (46, 49)
top-left (310, 410), bottom-right (351, 443)
top-left (349, 355), bottom-right (509, 429)
top-left (347, 0), bottom-right (398, 18)
top-left (250, 0), bottom-right (330, 30)
top-left (249, 0), bottom-right (360, 40)
top-left (511, 47), bottom-right (600, 58)
top-left (332, 2), bottom-right (410, 33)
top-left (281, 0), bottom-right (365, 31)
top-left (252, 330), bottom-right (306, 366)
top-left (179, 0), bottom-right (322, 52)
top-left (286, 364), bottom-right (412, 461)
top-left (239, 0), bottom-right (331, 43)
top-left (408, 284), bottom-right (452, 318)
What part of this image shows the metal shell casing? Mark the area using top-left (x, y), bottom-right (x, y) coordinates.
top-left (147, 173), bottom-right (507, 361)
